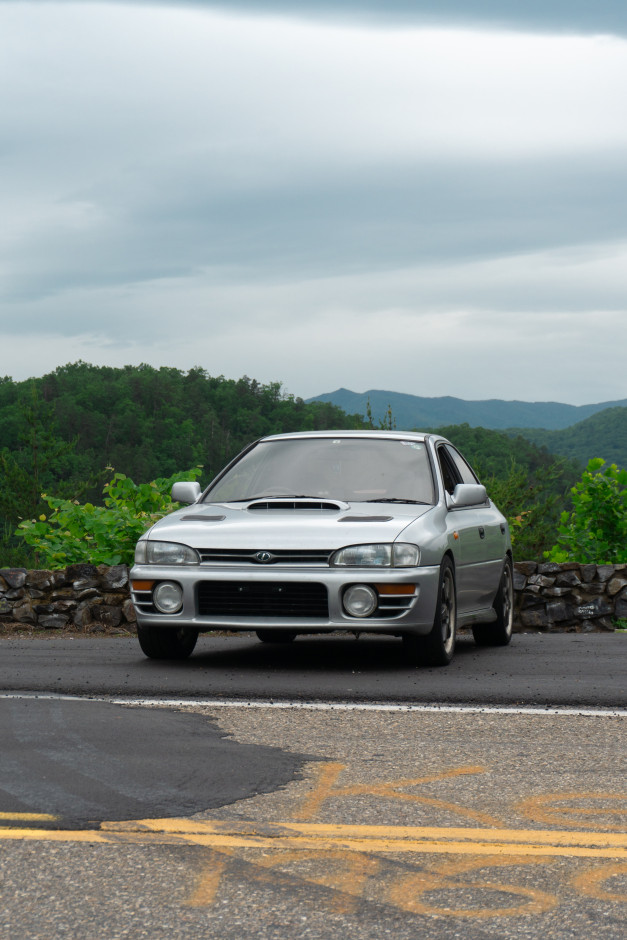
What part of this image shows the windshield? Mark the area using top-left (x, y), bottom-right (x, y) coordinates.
top-left (204, 437), bottom-right (435, 504)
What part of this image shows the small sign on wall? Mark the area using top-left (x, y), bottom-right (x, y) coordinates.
top-left (576, 605), bottom-right (596, 618)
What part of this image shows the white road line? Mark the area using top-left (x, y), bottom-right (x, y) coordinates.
top-left (1, 693), bottom-right (625, 718)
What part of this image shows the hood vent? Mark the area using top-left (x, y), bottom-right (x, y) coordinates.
top-left (248, 499), bottom-right (342, 512)
top-left (181, 514), bottom-right (226, 522)
top-left (338, 515), bottom-right (393, 523)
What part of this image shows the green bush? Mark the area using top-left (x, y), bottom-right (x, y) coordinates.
top-left (545, 458), bottom-right (627, 564)
top-left (16, 467), bottom-right (203, 568)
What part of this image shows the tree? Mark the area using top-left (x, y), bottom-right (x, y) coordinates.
top-left (366, 397), bottom-right (396, 430)
top-left (545, 458), bottom-right (627, 564)
top-left (0, 384), bottom-right (98, 565)
top-left (482, 459), bottom-right (568, 561)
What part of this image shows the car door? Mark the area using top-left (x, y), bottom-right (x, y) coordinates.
top-left (437, 444), bottom-right (503, 614)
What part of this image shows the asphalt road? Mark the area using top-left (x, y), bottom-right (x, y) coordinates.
top-left (1, 693), bottom-right (626, 939)
top-left (0, 634), bottom-right (627, 940)
top-left (1, 633), bottom-right (625, 939)
top-left (0, 696), bottom-right (309, 828)
top-left (0, 631), bottom-right (625, 706)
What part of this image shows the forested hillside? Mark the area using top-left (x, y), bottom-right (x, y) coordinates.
top-left (0, 363), bottom-right (364, 564)
top-left (309, 387), bottom-right (627, 431)
top-left (0, 362), bottom-right (364, 484)
top-left (0, 362), bottom-right (581, 564)
top-left (507, 407), bottom-right (627, 470)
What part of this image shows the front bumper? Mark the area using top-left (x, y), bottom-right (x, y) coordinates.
top-left (129, 564), bottom-right (442, 636)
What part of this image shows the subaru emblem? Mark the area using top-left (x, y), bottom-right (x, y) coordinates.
top-left (255, 551), bottom-right (274, 564)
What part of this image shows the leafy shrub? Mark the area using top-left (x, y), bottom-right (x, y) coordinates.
top-left (16, 468), bottom-right (203, 568)
top-left (545, 458), bottom-right (627, 564)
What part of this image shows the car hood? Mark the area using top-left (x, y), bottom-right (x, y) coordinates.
top-left (145, 500), bottom-right (434, 550)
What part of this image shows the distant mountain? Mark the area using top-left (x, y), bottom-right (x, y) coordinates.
top-left (307, 388), bottom-right (627, 431)
top-left (506, 407), bottom-right (627, 470)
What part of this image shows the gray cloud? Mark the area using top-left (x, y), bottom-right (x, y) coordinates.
top-left (5, 154), bottom-right (627, 306)
top-left (214, 1), bottom-right (627, 36)
top-left (1, 1), bottom-right (626, 405)
top-left (25, 1), bottom-right (627, 36)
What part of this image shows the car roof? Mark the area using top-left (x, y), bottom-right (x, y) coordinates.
top-left (259, 430), bottom-right (432, 443)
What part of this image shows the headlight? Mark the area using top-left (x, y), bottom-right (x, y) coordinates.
top-left (134, 540), bottom-right (199, 565)
top-left (331, 543), bottom-right (420, 567)
top-left (332, 544), bottom-right (391, 566)
top-left (392, 543), bottom-right (421, 566)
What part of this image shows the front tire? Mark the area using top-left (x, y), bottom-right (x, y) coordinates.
top-left (403, 558), bottom-right (457, 666)
top-left (137, 625), bottom-right (199, 660)
top-left (472, 558), bottom-right (514, 647)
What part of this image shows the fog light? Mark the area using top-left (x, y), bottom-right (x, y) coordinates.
top-left (153, 581), bottom-right (183, 614)
top-left (343, 584), bottom-right (377, 618)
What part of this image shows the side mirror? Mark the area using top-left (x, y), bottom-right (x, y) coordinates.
top-left (447, 483), bottom-right (487, 509)
top-left (171, 481), bottom-right (201, 504)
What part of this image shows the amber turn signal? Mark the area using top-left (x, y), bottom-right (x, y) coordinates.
top-left (374, 584), bottom-right (416, 595)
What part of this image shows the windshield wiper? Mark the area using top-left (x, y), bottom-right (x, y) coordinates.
top-left (364, 498), bottom-right (430, 504)
top-left (222, 494), bottom-right (321, 502)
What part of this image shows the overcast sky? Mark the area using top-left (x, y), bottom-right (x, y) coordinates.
top-left (2, 1), bottom-right (626, 405)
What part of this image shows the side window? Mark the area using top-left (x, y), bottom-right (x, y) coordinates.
top-left (437, 446), bottom-right (461, 496)
top-left (446, 445), bottom-right (479, 485)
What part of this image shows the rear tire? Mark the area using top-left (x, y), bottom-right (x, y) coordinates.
top-left (137, 625), bottom-right (199, 659)
top-left (403, 558), bottom-right (457, 667)
top-left (472, 558), bottom-right (514, 647)
top-left (255, 630), bottom-right (297, 644)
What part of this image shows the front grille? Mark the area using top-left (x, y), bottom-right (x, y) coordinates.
top-left (197, 581), bottom-right (329, 618)
top-left (197, 548), bottom-right (332, 566)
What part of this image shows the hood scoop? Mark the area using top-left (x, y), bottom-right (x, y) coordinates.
top-left (248, 499), bottom-right (342, 512)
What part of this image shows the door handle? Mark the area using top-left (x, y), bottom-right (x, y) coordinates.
top-left (478, 526), bottom-right (485, 539)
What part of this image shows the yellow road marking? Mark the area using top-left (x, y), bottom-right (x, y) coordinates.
top-left (1, 819), bottom-right (626, 858)
top-left (295, 762), bottom-right (502, 827)
top-left (187, 847), bottom-right (564, 918)
top-left (187, 855), bottom-right (230, 908)
top-left (572, 861), bottom-right (627, 902)
top-left (519, 792), bottom-right (627, 830)
top-left (0, 811), bottom-right (59, 823)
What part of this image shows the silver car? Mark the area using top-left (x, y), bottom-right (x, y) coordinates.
top-left (130, 430), bottom-right (513, 665)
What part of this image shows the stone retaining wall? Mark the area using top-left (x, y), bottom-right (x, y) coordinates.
top-left (513, 561), bottom-right (627, 633)
top-left (1, 562), bottom-right (626, 634)
top-left (0, 564), bottom-right (135, 633)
